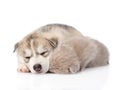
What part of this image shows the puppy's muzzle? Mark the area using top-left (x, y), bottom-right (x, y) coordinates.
top-left (33, 64), bottom-right (42, 72)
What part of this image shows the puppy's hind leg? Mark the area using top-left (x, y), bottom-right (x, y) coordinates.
top-left (86, 39), bottom-right (109, 68)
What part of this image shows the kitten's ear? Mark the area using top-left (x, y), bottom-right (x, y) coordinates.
top-left (13, 42), bottom-right (19, 52)
top-left (46, 38), bottom-right (58, 48)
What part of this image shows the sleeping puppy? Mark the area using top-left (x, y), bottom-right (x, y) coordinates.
top-left (14, 24), bottom-right (109, 74)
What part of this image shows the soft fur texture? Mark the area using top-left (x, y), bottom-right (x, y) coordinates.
top-left (14, 24), bottom-right (109, 74)
top-left (49, 36), bottom-right (109, 74)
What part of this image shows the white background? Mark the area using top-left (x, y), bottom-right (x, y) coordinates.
top-left (0, 0), bottom-right (120, 90)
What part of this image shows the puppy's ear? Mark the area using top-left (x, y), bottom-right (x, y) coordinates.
top-left (46, 38), bottom-right (58, 48)
top-left (13, 42), bottom-right (19, 52)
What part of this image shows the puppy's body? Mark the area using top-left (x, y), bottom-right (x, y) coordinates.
top-left (49, 36), bottom-right (109, 73)
top-left (14, 24), bottom-right (109, 74)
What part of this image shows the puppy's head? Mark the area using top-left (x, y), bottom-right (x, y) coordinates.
top-left (14, 34), bottom-right (58, 73)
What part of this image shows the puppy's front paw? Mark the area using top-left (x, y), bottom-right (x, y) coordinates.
top-left (17, 65), bottom-right (30, 73)
top-left (68, 65), bottom-right (80, 74)
top-left (49, 64), bottom-right (80, 74)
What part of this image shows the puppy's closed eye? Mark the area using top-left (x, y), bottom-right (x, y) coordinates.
top-left (24, 56), bottom-right (31, 63)
top-left (40, 51), bottom-right (47, 55)
top-left (39, 51), bottom-right (49, 57)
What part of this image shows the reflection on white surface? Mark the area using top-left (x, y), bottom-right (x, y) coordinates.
top-left (0, 63), bottom-right (109, 90)
top-left (16, 66), bottom-right (109, 90)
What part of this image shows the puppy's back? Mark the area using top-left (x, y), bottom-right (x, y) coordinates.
top-left (63, 36), bottom-right (109, 69)
top-left (35, 24), bottom-right (84, 38)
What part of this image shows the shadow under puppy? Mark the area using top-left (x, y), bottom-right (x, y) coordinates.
top-left (14, 24), bottom-right (109, 74)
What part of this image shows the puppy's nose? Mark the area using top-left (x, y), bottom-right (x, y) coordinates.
top-left (33, 64), bottom-right (42, 72)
